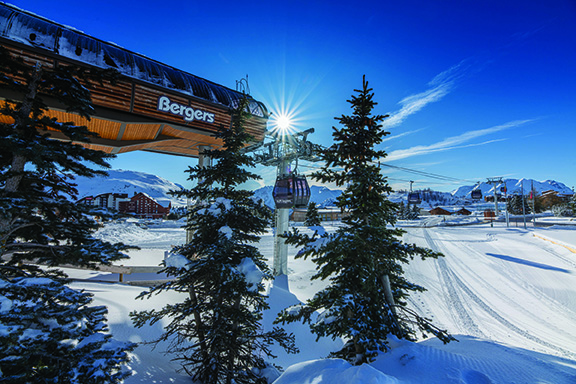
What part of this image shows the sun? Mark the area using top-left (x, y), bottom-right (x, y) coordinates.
top-left (276, 114), bottom-right (292, 132)
top-left (270, 110), bottom-right (297, 137)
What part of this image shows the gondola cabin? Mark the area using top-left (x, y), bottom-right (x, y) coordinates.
top-left (471, 190), bottom-right (483, 200)
top-left (407, 192), bottom-right (422, 204)
top-left (273, 175), bottom-right (311, 209)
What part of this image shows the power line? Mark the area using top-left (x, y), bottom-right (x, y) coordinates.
top-left (377, 162), bottom-right (477, 184)
top-left (298, 162), bottom-right (469, 187)
top-left (254, 134), bottom-right (479, 188)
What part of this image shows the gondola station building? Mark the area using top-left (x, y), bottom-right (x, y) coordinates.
top-left (0, 3), bottom-right (268, 161)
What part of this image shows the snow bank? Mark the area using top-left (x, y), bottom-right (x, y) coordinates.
top-left (275, 336), bottom-right (576, 384)
top-left (164, 253), bottom-right (191, 270)
top-left (237, 258), bottom-right (263, 291)
top-left (275, 358), bottom-right (398, 384)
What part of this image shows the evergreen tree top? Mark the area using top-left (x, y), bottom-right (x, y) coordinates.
top-left (171, 97), bottom-right (260, 204)
top-left (311, 76), bottom-right (396, 226)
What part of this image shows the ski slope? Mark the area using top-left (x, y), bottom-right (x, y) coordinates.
top-left (402, 224), bottom-right (576, 360)
top-left (69, 219), bottom-right (576, 383)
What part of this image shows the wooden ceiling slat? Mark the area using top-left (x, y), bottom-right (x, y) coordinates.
top-left (44, 110), bottom-right (121, 140)
top-left (122, 123), bottom-right (163, 141)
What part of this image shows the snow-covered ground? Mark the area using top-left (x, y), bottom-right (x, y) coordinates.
top-left (66, 218), bottom-right (576, 383)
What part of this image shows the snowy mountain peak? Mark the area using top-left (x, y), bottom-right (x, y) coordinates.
top-left (451, 178), bottom-right (573, 199)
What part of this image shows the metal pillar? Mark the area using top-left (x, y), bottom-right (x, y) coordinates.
top-left (521, 182), bottom-right (527, 229)
top-left (273, 208), bottom-right (289, 276)
top-left (246, 127), bottom-right (321, 276)
top-left (273, 158), bottom-right (291, 276)
top-left (187, 146), bottom-right (211, 244)
top-left (492, 183), bottom-right (499, 216)
top-left (503, 183), bottom-right (509, 227)
top-left (487, 177), bottom-right (503, 218)
top-left (531, 180), bottom-right (536, 224)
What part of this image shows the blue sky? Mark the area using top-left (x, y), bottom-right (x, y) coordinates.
top-left (11, 0), bottom-right (576, 192)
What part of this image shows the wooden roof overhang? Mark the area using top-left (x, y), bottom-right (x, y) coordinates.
top-left (0, 3), bottom-right (268, 158)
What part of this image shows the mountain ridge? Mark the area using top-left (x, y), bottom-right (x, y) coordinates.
top-left (74, 170), bottom-right (573, 209)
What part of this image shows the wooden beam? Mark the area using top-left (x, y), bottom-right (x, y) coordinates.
top-left (116, 122), bottom-right (127, 140)
top-left (154, 124), bottom-right (165, 140)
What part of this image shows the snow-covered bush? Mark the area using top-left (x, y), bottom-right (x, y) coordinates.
top-left (0, 274), bottom-right (134, 383)
top-left (551, 204), bottom-right (573, 217)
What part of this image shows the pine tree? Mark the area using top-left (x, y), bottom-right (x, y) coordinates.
top-left (507, 194), bottom-right (525, 215)
top-left (571, 188), bottom-right (576, 216)
top-left (277, 76), bottom-right (454, 365)
top-left (397, 201), bottom-right (406, 219)
top-left (304, 201), bottom-right (322, 226)
top-left (533, 194), bottom-right (544, 214)
top-left (0, 45), bottom-right (135, 382)
top-left (411, 203), bottom-right (421, 219)
top-left (131, 97), bottom-right (297, 384)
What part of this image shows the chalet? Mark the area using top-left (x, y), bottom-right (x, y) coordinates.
top-left (118, 192), bottom-right (171, 219)
top-left (429, 207), bottom-right (451, 216)
top-left (77, 193), bottom-right (130, 211)
top-left (454, 208), bottom-right (472, 216)
top-left (290, 208), bottom-right (349, 222)
top-left (539, 189), bottom-right (573, 210)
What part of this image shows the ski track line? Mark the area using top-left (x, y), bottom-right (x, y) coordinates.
top-left (419, 228), bottom-right (485, 339)
top-left (421, 228), bottom-right (576, 360)
top-left (439, 230), bottom-right (575, 320)
top-left (442, 232), bottom-right (576, 356)
top-left (456, 233), bottom-right (576, 325)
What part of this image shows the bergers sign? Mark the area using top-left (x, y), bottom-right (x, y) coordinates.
top-left (157, 96), bottom-right (215, 123)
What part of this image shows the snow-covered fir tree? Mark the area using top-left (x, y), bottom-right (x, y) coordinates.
top-left (131, 97), bottom-right (297, 384)
top-left (277, 77), bottom-right (454, 365)
top-left (397, 201), bottom-right (407, 219)
top-left (398, 201), bottom-right (420, 220)
top-left (0, 277), bottom-right (133, 383)
top-left (411, 202), bottom-right (421, 219)
top-left (551, 203), bottom-right (572, 217)
top-left (0, 46), bottom-right (134, 382)
top-left (572, 188), bottom-right (576, 215)
top-left (304, 201), bottom-right (322, 226)
top-left (507, 194), bottom-right (526, 215)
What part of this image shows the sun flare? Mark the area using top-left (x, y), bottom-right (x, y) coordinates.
top-left (270, 110), bottom-right (298, 137)
top-left (276, 114), bottom-right (291, 131)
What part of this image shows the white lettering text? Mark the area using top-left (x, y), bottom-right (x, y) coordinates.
top-left (157, 96), bottom-right (215, 124)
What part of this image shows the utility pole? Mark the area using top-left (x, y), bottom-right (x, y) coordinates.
top-left (531, 180), bottom-right (536, 225)
top-left (521, 182), bottom-right (527, 229)
top-left (487, 177), bottom-right (503, 222)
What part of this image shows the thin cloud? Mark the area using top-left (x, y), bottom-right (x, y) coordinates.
top-left (385, 119), bottom-right (533, 162)
top-left (383, 59), bottom-right (471, 129)
top-left (381, 127), bottom-right (425, 143)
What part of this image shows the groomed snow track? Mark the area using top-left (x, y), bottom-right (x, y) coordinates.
top-left (403, 224), bottom-right (576, 360)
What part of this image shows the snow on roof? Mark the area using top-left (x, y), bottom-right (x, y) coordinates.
top-left (0, 3), bottom-right (267, 117)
